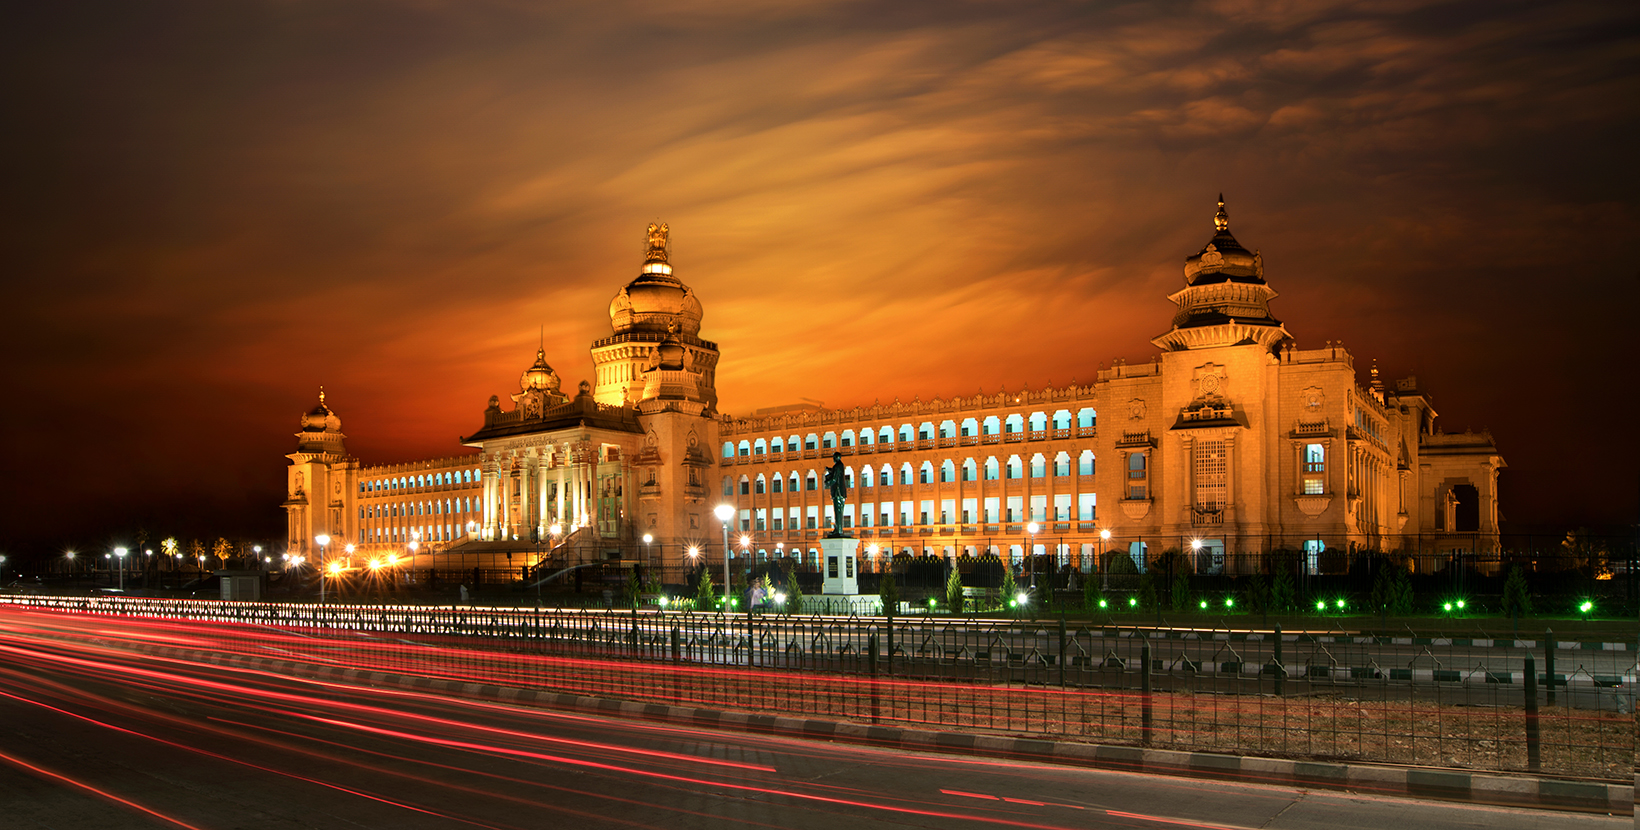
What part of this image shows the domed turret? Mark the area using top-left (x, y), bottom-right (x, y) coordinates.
top-left (519, 348), bottom-right (562, 393)
top-left (300, 387), bottom-right (342, 434)
top-left (608, 222), bottom-right (704, 336)
top-left (1182, 194), bottom-right (1263, 285)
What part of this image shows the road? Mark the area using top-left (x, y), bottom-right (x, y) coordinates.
top-left (0, 608), bottom-right (1624, 829)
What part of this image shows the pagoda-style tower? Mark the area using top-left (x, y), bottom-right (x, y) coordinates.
top-left (1152, 195), bottom-right (1291, 352)
top-left (283, 388), bottom-right (359, 555)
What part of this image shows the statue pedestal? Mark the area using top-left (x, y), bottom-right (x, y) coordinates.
top-left (820, 536), bottom-right (858, 595)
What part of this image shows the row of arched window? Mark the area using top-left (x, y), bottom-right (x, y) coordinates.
top-left (722, 452), bottom-right (1096, 496)
top-left (361, 498), bottom-right (477, 519)
top-left (722, 410), bottom-right (1097, 458)
top-left (361, 469), bottom-right (481, 493)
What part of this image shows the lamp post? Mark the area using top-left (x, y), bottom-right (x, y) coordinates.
top-left (642, 533), bottom-right (653, 569)
top-left (316, 534), bottom-right (331, 603)
top-left (714, 504), bottom-right (735, 612)
top-left (64, 550), bottom-right (75, 579)
top-left (114, 547), bottom-right (127, 590)
top-left (1026, 522), bottom-right (1040, 588)
top-left (252, 545), bottom-right (261, 571)
top-left (1100, 528), bottom-right (1112, 591)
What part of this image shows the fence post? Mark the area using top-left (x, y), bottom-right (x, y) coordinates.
top-left (885, 608), bottom-right (894, 676)
top-left (868, 631), bottom-right (880, 723)
top-left (1544, 627), bottom-right (1555, 708)
top-left (1273, 623), bottom-right (1284, 697)
top-left (670, 625), bottom-right (681, 662)
top-left (1140, 636), bottom-right (1153, 746)
top-left (1524, 653), bottom-right (1541, 772)
top-left (1058, 616), bottom-right (1067, 688)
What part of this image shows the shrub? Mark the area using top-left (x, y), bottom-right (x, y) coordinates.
top-left (1501, 565), bottom-right (1532, 619)
top-left (1244, 573), bottom-right (1270, 614)
top-left (944, 565), bottom-right (964, 614)
top-left (695, 569), bottom-right (716, 610)
top-left (1082, 572), bottom-right (1104, 611)
top-left (1000, 567), bottom-right (1018, 612)
top-left (1270, 568), bottom-right (1295, 612)
top-left (780, 559), bottom-right (804, 614)
top-left (878, 569), bottom-right (899, 615)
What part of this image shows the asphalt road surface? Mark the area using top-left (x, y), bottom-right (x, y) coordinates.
top-left (0, 609), bottom-right (1625, 830)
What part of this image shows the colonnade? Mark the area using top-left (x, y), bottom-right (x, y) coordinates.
top-left (478, 446), bottom-right (603, 541)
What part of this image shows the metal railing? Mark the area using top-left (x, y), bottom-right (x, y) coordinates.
top-left (3, 595), bottom-right (1631, 782)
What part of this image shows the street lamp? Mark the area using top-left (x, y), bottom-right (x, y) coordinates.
top-left (316, 534), bottom-right (331, 603)
top-left (642, 533), bottom-right (653, 568)
top-left (114, 547), bottom-right (127, 590)
top-left (1026, 522), bottom-right (1040, 587)
top-left (714, 503), bottom-right (735, 612)
top-left (64, 550), bottom-right (75, 578)
top-left (1099, 528), bottom-right (1112, 591)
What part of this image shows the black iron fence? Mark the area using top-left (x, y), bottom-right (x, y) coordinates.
top-left (3, 595), bottom-right (1631, 782)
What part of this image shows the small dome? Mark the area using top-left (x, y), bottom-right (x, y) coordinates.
top-left (519, 348), bottom-right (562, 392)
top-left (1183, 195), bottom-right (1262, 285)
top-left (300, 388), bottom-right (341, 433)
top-left (654, 325), bottom-right (686, 370)
top-left (609, 222), bottom-right (704, 336)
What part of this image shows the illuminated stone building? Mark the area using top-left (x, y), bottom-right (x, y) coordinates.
top-left (284, 202), bottom-right (1504, 574)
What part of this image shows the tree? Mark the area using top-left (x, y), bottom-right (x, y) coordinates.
top-left (1244, 573), bottom-right (1270, 615)
top-left (780, 559), bottom-right (804, 615)
top-left (212, 537), bottom-right (233, 569)
top-left (1082, 570), bottom-right (1103, 611)
top-left (999, 566), bottom-right (1018, 613)
top-left (1270, 567), bottom-right (1295, 613)
top-left (878, 568), bottom-right (899, 616)
top-left (189, 540), bottom-right (206, 572)
top-left (1370, 560), bottom-right (1414, 616)
top-left (1501, 565), bottom-right (1532, 620)
top-left (944, 564), bottom-right (964, 614)
top-left (625, 568), bottom-right (643, 607)
top-left (694, 569), bottom-right (715, 610)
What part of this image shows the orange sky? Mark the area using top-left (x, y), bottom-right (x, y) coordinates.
top-left (4, 0), bottom-right (1638, 555)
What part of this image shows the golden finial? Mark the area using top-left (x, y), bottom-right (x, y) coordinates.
top-left (644, 222), bottom-right (670, 263)
top-left (318, 385), bottom-right (325, 405)
top-left (1214, 194), bottom-right (1228, 232)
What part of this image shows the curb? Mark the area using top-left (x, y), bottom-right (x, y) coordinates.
top-left (162, 645), bottom-right (1631, 816)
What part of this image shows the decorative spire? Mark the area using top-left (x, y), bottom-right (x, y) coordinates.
top-left (644, 222), bottom-right (670, 264)
top-left (318, 385), bottom-right (326, 405)
top-left (1214, 194), bottom-right (1228, 232)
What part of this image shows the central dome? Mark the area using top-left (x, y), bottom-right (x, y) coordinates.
top-left (1183, 195), bottom-right (1262, 285)
top-left (608, 222), bottom-right (704, 336)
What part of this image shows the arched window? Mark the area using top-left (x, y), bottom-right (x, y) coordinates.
top-left (722, 476), bottom-right (733, 496)
top-left (722, 442), bottom-right (735, 458)
top-left (788, 434), bottom-right (801, 452)
top-left (754, 438), bottom-right (767, 455)
top-left (1053, 410), bottom-right (1072, 430)
top-left (982, 416), bottom-right (1000, 435)
top-left (899, 424), bottom-right (914, 443)
top-left (1054, 451), bottom-right (1071, 476)
top-left (878, 426), bottom-right (893, 445)
top-left (738, 440), bottom-right (751, 457)
top-left (962, 459), bottom-right (977, 481)
top-left (880, 464), bottom-right (892, 486)
top-left (918, 422), bottom-right (934, 440)
top-left (1030, 453), bottom-right (1046, 478)
top-left (1028, 412), bottom-right (1047, 432)
top-left (939, 420), bottom-right (955, 439)
top-left (841, 429), bottom-right (855, 447)
top-left (862, 467), bottom-right (873, 487)
top-left (1006, 456), bottom-right (1023, 479)
top-left (1005, 414), bottom-right (1024, 434)
top-left (900, 463), bottom-right (913, 485)
top-left (772, 474), bottom-right (784, 493)
top-left (984, 457), bottom-right (1000, 480)
top-left (771, 436), bottom-right (785, 453)
top-left (1079, 450), bottom-right (1095, 475)
top-left (919, 462), bottom-right (933, 484)
top-left (941, 460), bottom-right (956, 482)
top-left (739, 475), bottom-right (750, 495)
top-left (755, 475), bottom-right (766, 494)
top-left (960, 417), bottom-right (978, 437)
top-left (790, 472), bottom-right (800, 492)
top-left (1077, 408), bottom-right (1097, 429)
top-left (858, 429), bottom-right (873, 446)
top-left (804, 433), bottom-right (818, 450)
top-left (845, 468), bottom-right (855, 488)
top-left (805, 472), bottom-right (818, 491)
